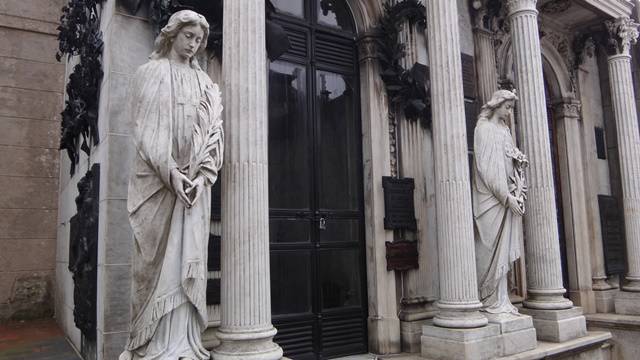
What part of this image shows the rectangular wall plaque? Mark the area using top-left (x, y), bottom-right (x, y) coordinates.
top-left (598, 195), bottom-right (626, 275)
top-left (461, 53), bottom-right (476, 100)
top-left (385, 241), bottom-right (419, 271)
top-left (206, 278), bottom-right (221, 305)
top-left (382, 176), bottom-right (417, 230)
top-left (208, 234), bottom-right (221, 272)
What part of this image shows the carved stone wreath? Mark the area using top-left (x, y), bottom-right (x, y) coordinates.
top-left (376, 0), bottom-right (431, 127)
top-left (56, 0), bottom-right (105, 175)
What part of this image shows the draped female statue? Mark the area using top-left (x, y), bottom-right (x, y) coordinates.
top-left (120, 10), bottom-right (224, 360)
top-left (473, 89), bottom-right (528, 314)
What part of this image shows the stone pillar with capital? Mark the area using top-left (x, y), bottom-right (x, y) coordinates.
top-left (605, 17), bottom-right (640, 315)
top-left (505, 0), bottom-right (586, 342)
top-left (211, 0), bottom-right (283, 359)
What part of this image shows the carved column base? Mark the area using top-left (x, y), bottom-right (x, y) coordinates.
top-left (433, 302), bottom-right (488, 329)
top-left (592, 277), bottom-right (616, 291)
top-left (524, 289), bottom-right (573, 310)
top-left (212, 327), bottom-right (282, 360)
top-left (622, 277), bottom-right (640, 292)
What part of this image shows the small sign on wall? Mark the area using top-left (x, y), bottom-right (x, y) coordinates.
top-left (382, 176), bottom-right (417, 230)
top-left (385, 241), bottom-right (419, 271)
top-left (598, 195), bottom-right (627, 275)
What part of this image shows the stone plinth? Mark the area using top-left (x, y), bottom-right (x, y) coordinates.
top-left (421, 322), bottom-right (501, 360)
top-left (614, 291), bottom-right (640, 315)
top-left (485, 313), bottom-right (537, 356)
top-left (520, 307), bottom-right (587, 343)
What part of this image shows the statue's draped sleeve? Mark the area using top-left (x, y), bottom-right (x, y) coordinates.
top-left (473, 120), bottom-right (510, 209)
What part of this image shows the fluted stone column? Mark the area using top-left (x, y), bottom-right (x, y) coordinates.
top-left (212, 1), bottom-right (283, 358)
top-left (425, 0), bottom-right (486, 330)
top-left (472, 8), bottom-right (498, 105)
top-left (506, 0), bottom-right (573, 311)
top-left (606, 18), bottom-right (640, 305)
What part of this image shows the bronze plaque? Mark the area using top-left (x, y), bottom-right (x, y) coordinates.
top-left (598, 195), bottom-right (627, 275)
top-left (385, 241), bottom-right (419, 271)
top-left (382, 176), bottom-right (417, 230)
top-left (461, 53), bottom-right (476, 100)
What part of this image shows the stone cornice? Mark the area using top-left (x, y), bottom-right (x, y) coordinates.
top-left (605, 17), bottom-right (639, 55)
top-left (578, 0), bottom-right (634, 19)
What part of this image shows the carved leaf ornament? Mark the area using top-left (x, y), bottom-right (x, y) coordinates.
top-left (376, 0), bottom-right (431, 127)
top-left (56, 0), bottom-right (105, 175)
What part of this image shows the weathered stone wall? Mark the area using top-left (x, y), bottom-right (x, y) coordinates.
top-left (0, 0), bottom-right (65, 322)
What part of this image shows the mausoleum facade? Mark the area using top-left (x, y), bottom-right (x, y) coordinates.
top-left (5, 0), bottom-right (637, 359)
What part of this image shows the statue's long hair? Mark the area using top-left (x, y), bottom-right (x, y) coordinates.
top-left (477, 89), bottom-right (518, 123)
top-left (150, 10), bottom-right (210, 66)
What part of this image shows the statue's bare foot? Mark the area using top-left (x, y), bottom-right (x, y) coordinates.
top-left (118, 350), bottom-right (133, 360)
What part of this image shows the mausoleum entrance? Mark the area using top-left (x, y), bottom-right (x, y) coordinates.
top-left (266, 1), bottom-right (368, 359)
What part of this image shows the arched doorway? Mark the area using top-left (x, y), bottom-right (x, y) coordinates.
top-left (267, 1), bottom-right (367, 359)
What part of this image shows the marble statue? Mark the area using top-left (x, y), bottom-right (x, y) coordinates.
top-left (120, 10), bottom-right (224, 360)
top-left (473, 89), bottom-right (528, 314)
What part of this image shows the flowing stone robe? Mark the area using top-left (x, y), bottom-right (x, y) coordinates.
top-left (124, 58), bottom-right (221, 359)
top-left (473, 119), bottom-right (525, 314)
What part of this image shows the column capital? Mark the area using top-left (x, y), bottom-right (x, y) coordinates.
top-left (552, 99), bottom-right (582, 120)
top-left (357, 31), bottom-right (380, 63)
top-left (506, 0), bottom-right (538, 17)
top-left (605, 17), bottom-right (639, 56)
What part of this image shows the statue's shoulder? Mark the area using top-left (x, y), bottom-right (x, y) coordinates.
top-left (135, 59), bottom-right (169, 79)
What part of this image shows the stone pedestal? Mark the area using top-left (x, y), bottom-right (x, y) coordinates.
top-left (484, 313), bottom-right (537, 356)
top-left (422, 322), bottom-right (500, 360)
top-left (520, 307), bottom-right (587, 343)
top-left (614, 291), bottom-right (640, 315)
top-left (211, 0), bottom-right (282, 359)
top-left (594, 289), bottom-right (618, 314)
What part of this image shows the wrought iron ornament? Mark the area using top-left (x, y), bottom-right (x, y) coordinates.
top-left (68, 164), bottom-right (100, 341)
top-left (376, 0), bottom-right (431, 127)
top-left (57, 0), bottom-right (105, 175)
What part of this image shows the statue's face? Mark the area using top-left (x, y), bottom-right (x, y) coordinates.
top-left (171, 24), bottom-right (205, 61)
top-left (496, 100), bottom-right (514, 125)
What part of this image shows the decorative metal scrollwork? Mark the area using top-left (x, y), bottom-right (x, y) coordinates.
top-left (376, 0), bottom-right (431, 127)
top-left (56, 0), bottom-right (105, 175)
top-left (68, 164), bottom-right (100, 340)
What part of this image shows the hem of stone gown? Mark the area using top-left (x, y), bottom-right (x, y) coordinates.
top-left (123, 302), bottom-right (210, 360)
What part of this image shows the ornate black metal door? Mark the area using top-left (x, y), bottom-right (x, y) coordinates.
top-left (267, 1), bottom-right (367, 359)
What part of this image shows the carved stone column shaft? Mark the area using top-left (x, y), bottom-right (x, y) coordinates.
top-left (213, 0), bottom-right (282, 358)
top-left (426, 0), bottom-right (487, 329)
top-left (506, 0), bottom-right (572, 310)
top-left (474, 27), bottom-right (498, 104)
top-left (608, 49), bottom-right (640, 291)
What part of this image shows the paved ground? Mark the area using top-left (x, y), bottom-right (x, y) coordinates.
top-left (0, 319), bottom-right (80, 360)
